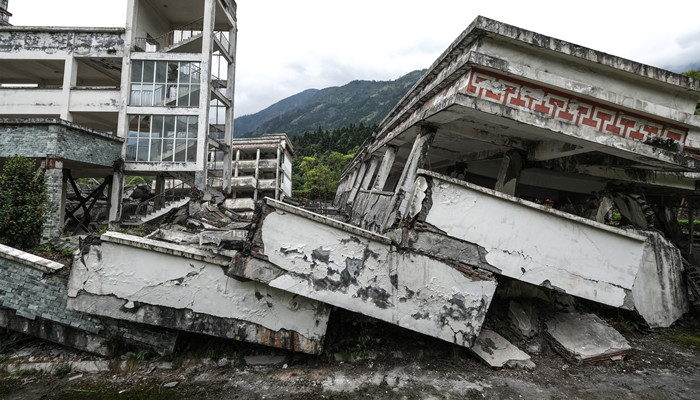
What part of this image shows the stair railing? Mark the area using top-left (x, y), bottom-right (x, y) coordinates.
top-left (133, 179), bottom-right (194, 220)
top-left (134, 17), bottom-right (204, 52)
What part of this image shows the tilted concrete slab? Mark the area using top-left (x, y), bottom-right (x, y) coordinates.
top-left (67, 232), bottom-right (331, 354)
top-left (545, 313), bottom-right (631, 364)
top-left (231, 199), bottom-right (497, 348)
top-left (407, 171), bottom-right (688, 327)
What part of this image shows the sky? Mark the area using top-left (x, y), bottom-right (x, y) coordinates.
top-left (8, 1), bottom-right (700, 117)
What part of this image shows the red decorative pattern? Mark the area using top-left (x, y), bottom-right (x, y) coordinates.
top-left (462, 70), bottom-right (688, 144)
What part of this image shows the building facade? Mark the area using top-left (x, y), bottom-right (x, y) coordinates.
top-left (0, 0), bottom-right (240, 236)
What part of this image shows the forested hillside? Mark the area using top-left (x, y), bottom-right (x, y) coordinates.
top-left (234, 70), bottom-right (424, 138)
top-left (291, 124), bottom-right (374, 199)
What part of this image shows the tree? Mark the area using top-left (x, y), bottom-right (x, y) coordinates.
top-left (0, 155), bottom-right (49, 248)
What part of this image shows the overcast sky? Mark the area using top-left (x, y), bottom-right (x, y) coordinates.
top-left (9, 0), bottom-right (700, 117)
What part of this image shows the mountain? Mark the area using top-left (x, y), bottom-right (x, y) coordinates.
top-left (234, 70), bottom-right (425, 138)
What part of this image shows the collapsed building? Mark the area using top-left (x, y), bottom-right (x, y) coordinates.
top-left (1, 3), bottom-right (699, 367)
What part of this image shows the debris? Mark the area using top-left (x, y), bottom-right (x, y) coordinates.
top-left (471, 329), bottom-right (535, 370)
top-left (163, 381), bottom-right (179, 388)
top-left (508, 301), bottom-right (539, 339)
top-left (545, 313), bottom-right (631, 364)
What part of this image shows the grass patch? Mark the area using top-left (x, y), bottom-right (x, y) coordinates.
top-left (661, 329), bottom-right (700, 348)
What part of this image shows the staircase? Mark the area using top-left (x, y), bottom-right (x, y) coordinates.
top-left (123, 179), bottom-right (193, 226)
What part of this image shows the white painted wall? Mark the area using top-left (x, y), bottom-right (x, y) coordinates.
top-left (67, 233), bottom-right (329, 343)
top-left (414, 173), bottom-right (646, 309)
top-left (255, 204), bottom-right (497, 347)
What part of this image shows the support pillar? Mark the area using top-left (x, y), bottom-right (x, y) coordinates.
top-left (108, 166), bottom-right (124, 230)
top-left (494, 150), bottom-right (523, 196)
top-left (42, 158), bottom-right (65, 243)
top-left (347, 161), bottom-right (368, 205)
top-left (387, 125), bottom-right (437, 224)
top-left (372, 145), bottom-right (397, 192)
top-left (254, 148), bottom-right (260, 201)
top-left (60, 56), bottom-right (77, 122)
top-left (360, 156), bottom-right (380, 191)
top-left (154, 174), bottom-right (165, 209)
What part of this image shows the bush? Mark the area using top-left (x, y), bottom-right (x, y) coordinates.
top-left (0, 156), bottom-right (49, 248)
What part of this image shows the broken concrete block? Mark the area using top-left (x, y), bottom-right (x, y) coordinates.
top-left (67, 232), bottom-right (331, 354)
top-left (508, 301), bottom-right (539, 339)
top-left (199, 229), bottom-right (248, 248)
top-left (545, 313), bottom-right (631, 364)
top-left (471, 329), bottom-right (535, 370)
top-left (233, 199), bottom-right (496, 349)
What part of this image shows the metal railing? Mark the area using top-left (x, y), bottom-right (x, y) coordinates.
top-left (134, 18), bottom-right (204, 52)
top-left (132, 179), bottom-right (193, 221)
top-left (214, 31), bottom-right (231, 53)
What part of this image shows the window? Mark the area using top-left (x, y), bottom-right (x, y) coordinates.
top-left (130, 61), bottom-right (201, 107)
top-left (126, 115), bottom-right (198, 163)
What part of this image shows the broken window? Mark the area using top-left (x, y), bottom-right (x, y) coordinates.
top-left (130, 61), bottom-right (200, 107)
top-left (126, 115), bottom-right (198, 163)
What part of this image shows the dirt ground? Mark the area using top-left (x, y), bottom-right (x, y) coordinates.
top-left (1, 308), bottom-right (699, 400)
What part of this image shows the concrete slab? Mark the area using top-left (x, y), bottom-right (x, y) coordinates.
top-left (545, 313), bottom-right (631, 364)
top-left (471, 329), bottom-right (535, 370)
top-left (232, 199), bottom-right (497, 348)
top-left (67, 232), bottom-right (331, 354)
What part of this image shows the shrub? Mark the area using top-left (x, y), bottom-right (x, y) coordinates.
top-left (0, 155), bottom-right (49, 248)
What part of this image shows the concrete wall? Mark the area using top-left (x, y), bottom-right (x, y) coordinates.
top-left (68, 232), bottom-right (331, 354)
top-left (408, 171), bottom-right (689, 327)
top-left (0, 243), bottom-right (177, 356)
top-left (0, 120), bottom-right (122, 166)
top-left (0, 28), bottom-right (125, 58)
top-left (233, 200), bottom-right (497, 348)
top-left (409, 171), bottom-right (646, 309)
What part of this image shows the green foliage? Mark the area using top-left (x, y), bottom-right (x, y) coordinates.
top-left (53, 360), bottom-right (71, 377)
top-left (682, 70), bottom-right (700, 115)
top-left (290, 123), bottom-right (370, 200)
top-left (677, 219), bottom-right (700, 233)
top-left (0, 155), bottom-right (49, 248)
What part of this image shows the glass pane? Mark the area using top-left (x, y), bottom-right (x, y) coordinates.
top-left (143, 61), bottom-right (155, 83)
top-left (129, 86), bottom-right (141, 106)
top-left (166, 83), bottom-right (177, 105)
top-left (153, 84), bottom-right (166, 106)
top-left (150, 139), bottom-right (162, 162)
top-left (163, 140), bottom-right (174, 162)
top-left (139, 115), bottom-right (150, 134)
top-left (179, 62), bottom-right (190, 83)
top-left (167, 62), bottom-right (178, 83)
top-left (141, 84), bottom-right (154, 106)
top-left (189, 85), bottom-right (200, 107)
top-left (175, 139), bottom-right (187, 162)
top-left (164, 116), bottom-right (175, 138)
top-left (187, 140), bottom-right (197, 162)
top-left (137, 139), bottom-right (149, 161)
top-left (178, 84), bottom-right (189, 107)
top-left (176, 116), bottom-right (188, 138)
top-left (128, 115), bottom-right (139, 131)
top-left (155, 61), bottom-right (167, 83)
top-left (126, 138), bottom-right (137, 161)
top-left (188, 116), bottom-right (198, 138)
top-left (190, 63), bottom-right (201, 83)
top-left (131, 60), bottom-right (142, 83)
top-left (152, 115), bottom-right (164, 137)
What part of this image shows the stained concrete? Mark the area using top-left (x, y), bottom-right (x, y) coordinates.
top-left (471, 329), bottom-right (535, 370)
top-left (545, 313), bottom-right (631, 364)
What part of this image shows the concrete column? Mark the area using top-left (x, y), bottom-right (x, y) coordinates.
top-left (42, 164), bottom-right (65, 243)
top-left (108, 168), bottom-right (124, 229)
top-left (494, 150), bottom-right (523, 196)
top-left (60, 56), bottom-right (77, 122)
top-left (361, 156), bottom-right (380, 190)
top-left (372, 146), bottom-right (397, 192)
top-left (222, 25), bottom-right (237, 197)
top-left (347, 161), bottom-right (368, 205)
top-left (254, 148), bottom-right (260, 201)
top-left (154, 174), bottom-right (165, 209)
top-left (385, 126), bottom-right (437, 226)
top-left (275, 145), bottom-right (281, 200)
top-left (195, 0), bottom-right (217, 190)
